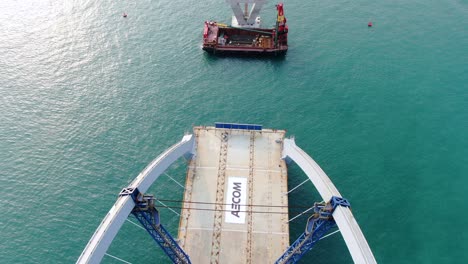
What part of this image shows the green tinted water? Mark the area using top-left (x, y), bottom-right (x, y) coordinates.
top-left (0, 0), bottom-right (467, 263)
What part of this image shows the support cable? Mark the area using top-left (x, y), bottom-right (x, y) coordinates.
top-left (155, 198), bottom-right (313, 209)
top-left (156, 200), bottom-right (181, 216)
top-left (319, 230), bottom-right (340, 241)
top-left (164, 172), bottom-right (186, 190)
top-left (151, 203), bottom-right (311, 216)
top-left (104, 253), bottom-right (133, 264)
top-left (285, 178), bottom-right (310, 195)
top-left (126, 218), bottom-right (146, 231)
top-left (286, 206), bottom-right (315, 223)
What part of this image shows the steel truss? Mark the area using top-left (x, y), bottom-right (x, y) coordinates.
top-left (275, 196), bottom-right (351, 264)
top-left (120, 188), bottom-right (191, 264)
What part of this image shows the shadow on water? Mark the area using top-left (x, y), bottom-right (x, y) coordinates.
top-left (202, 51), bottom-right (286, 61)
top-left (202, 51), bottom-right (287, 71)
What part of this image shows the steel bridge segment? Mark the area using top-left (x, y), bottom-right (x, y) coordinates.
top-left (77, 134), bottom-right (195, 264)
top-left (282, 138), bottom-right (376, 264)
top-left (130, 191), bottom-right (191, 264)
top-left (275, 201), bottom-right (338, 264)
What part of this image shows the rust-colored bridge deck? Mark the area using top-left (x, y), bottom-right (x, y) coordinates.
top-left (178, 126), bottom-right (289, 263)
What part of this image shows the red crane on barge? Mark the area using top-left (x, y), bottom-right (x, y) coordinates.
top-left (203, 1), bottom-right (288, 56)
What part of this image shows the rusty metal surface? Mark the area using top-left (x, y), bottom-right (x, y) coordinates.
top-left (178, 127), bottom-right (289, 264)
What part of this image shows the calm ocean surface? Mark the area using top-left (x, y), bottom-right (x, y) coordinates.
top-left (1, 0), bottom-right (467, 263)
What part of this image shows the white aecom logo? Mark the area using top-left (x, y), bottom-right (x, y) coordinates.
top-left (224, 177), bottom-right (247, 224)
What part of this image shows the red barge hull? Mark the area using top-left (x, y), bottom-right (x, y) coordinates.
top-left (202, 3), bottom-right (288, 56)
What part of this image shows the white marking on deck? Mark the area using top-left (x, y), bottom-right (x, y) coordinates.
top-left (225, 177), bottom-right (248, 224)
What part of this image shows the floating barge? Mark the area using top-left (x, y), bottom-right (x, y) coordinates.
top-left (202, 1), bottom-right (288, 56)
top-left (77, 123), bottom-right (376, 264)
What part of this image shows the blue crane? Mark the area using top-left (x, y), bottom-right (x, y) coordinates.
top-left (275, 196), bottom-right (351, 264)
top-left (119, 187), bottom-right (191, 264)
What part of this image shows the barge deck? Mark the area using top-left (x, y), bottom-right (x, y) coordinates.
top-left (202, 2), bottom-right (288, 56)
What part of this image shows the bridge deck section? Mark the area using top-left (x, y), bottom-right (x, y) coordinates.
top-left (178, 126), bottom-right (289, 264)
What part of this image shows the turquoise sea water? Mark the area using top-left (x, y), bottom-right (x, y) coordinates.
top-left (1, 0), bottom-right (467, 263)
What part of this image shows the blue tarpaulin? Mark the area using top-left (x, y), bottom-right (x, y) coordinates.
top-left (215, 122), bottom-right (262, 131)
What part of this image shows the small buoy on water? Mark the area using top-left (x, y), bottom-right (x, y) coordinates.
top-left (368, 21), bottom-right (372, 27)
top-left (123, 13), bottom-right (127, 18)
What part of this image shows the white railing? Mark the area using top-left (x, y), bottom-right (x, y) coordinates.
top-left (282, 138), bottom-right (376, 264)
top-left (77, 134), bottom-right (194, 264)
